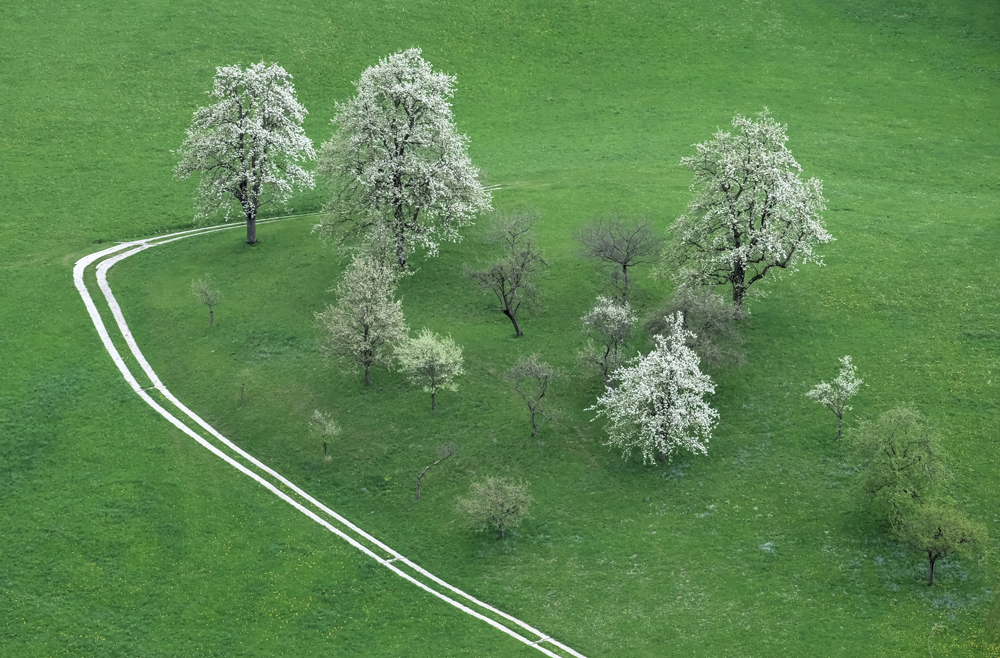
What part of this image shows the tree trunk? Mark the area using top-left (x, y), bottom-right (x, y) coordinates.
top-left (928, 554), bottom-right (937, 586)
top-left (503, 309), bottom-right (523, 337)
top-left (530, 410), bottom-right (538, 437)
top-left (431, 391), bottom-right (436, 415)
top-left (246, 216), bottom-right (257, 244)
top-left (364, 364), bottom-right (371, 387)
top-left (836, 414), bottom-right (843, 440)
top-left (622, 264), bottom-right (630, 301)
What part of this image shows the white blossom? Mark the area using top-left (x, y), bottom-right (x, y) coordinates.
top-left (316, 48), bottom-right (492, 267)
top-left (588, 313), bottom-right (718, 464)
top-left (316, 256), bottom-right (408, 386)
top-left (807, 355), bottom-right (862, 439)
top-left (668, 110), bottom-right (831, 313)
top-left (578, 296), bottom-right (637, 383)
top-left (396, 328), bottom-right (465, 414)
top-left (174, 63), bottom-right (316, 243)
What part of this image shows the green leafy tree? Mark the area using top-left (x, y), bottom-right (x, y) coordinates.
top-left (850, 406), bottom-right (950, 525)
top-left (893, 503), bottom-right (987, 585)
top-left (456, 477), bottom-right (532, 539)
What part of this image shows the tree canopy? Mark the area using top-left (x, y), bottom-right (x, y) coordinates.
top-left (316, 48), bottom-right (492, 268)
top-left (174, 63), bottom-right (315, 244)
top-left (667, 110), bottom-right (831, 314)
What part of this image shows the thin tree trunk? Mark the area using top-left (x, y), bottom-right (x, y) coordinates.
top-left (530, 410), bottom-right (538, 437)
top-left (209, 308), bottom-right (214, 327)
top-left (929, 554), bottom-right (937, 585)
top-left (837, 414), bottom-right (843, 440)
top-left (364, 364), bottom-right (371, 387)
top-left (431, 391), bottom-right (436, 415)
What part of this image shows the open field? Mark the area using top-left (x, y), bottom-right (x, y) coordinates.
top-left (2, 0), bottom-right (999, 655)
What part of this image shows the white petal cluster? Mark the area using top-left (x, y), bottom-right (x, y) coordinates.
top-left (670, 110), bottom-right (831, 308)
top-left (807, 355), bottom-right (862, 416)
top-left (316, 256), bottom-right (408, 378)
top-left (319, 48), bottom-right (492, 262)
top-left (396, 328), bottom-right (465, 395)
top-left (175, 63), bottom-right (316, 223)
top-left (588, 313), bottom-right (718, 464)
top-left (579, 296), bottom-right (637, 382)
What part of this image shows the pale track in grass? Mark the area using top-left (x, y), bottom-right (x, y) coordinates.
top-left (73, 215), bottom-right (586, 658)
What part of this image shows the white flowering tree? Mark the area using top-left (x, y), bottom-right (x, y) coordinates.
top-left (668, 110), bottom-right (831, 315)
top-left (316, 48), bottom-right (492, 268)
top-left (807, 355), bottom-right (862, 440)
top-left (396, 328), bottom-right (464, 414)
top-left (316, 256), bottom-right (408, 386)
top-left (589, 313), bottom-right (718, 464)
top-left (578, 296), bottom-right (637, 384)
top-left (174, 63), bottom-right (315, 244)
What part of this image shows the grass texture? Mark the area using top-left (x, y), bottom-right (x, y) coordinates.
top-left (2, 0), bottom-right (1000, 655)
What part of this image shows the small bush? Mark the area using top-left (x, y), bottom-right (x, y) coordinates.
top-left (456, 476), bottom-right (532, 539)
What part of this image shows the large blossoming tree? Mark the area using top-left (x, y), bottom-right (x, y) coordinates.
top-left (316, 48), bottom-right (492, 269)
top-left (174, 63), bottom-right (316, 244)
top-left (668, 110), bottom-right (831, 315)
top-left (589, 313), bottom-right (718, 464)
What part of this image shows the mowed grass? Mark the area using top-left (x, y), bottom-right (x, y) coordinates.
top-left (2, 0), bottom-right (1000, 656)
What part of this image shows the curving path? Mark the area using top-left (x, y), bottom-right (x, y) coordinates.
top-left (73, 216), bottom-right (587, 658)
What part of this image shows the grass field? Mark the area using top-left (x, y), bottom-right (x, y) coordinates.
top-left (2, 0), bottom-right (1000, 656)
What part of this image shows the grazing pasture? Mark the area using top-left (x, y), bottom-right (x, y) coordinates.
top-left (2, 0), bottom-right (999, 655)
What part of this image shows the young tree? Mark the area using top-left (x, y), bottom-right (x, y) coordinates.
top-left (396, 328), bottom-right (464, 414)
top-left (807, 355), bottom-right (862, 440)
top-left (893, 503), bottom-right (987, 586)
top-left (308, 410), bottom-right (340, 461)
top-left (589, 313), bottom-right (718, 464)
top-left (506, 355), bottom-right (554, 438)
top-left (850, 406), bottom-right (951, 525)
top-left (174, 63), bottom-right (315, 244)
top-left (578, 296), bottom-right (637, 384)
top-left (667, 110), bottom-right (831, 315)
top-left (316, 48), bottom-right (492, 269)
top-left (466, 213), bottom-right (546, 337)
top-left (645, 285), bottom-right (745, 370)
top-left (316, 256), bottom-right (408, 386)
top-left (575, 215), bottom-right (662, 302)
top-left (415, 443), bottom-right (455, 501)
top-left (191, 277), bottom-right (222, 326)
top-left (456, 476), bottom-right (532, 539)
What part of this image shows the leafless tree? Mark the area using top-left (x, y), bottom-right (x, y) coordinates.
top-left (576, 215), bottom-right (662, 302)
top-left (506, 355), bottom-right (554, 437)
top-left (415, 443), bottom-right (456, 501)
top-left (466, 213), bottom-right (546, 337)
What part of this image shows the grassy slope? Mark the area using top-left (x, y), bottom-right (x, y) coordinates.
top-left (2, 0), bottom-right (1000, 656)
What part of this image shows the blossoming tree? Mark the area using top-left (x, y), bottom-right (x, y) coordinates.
top-left (174, 63), bottom-right (315, 244)
top-left (668, 110), bottom-right (831, 315)
top-left (807, 355), bottom-right (862, 440)
top-left (317, 48), bottom-right (492, 268)
top-left (315, 256), bottom-right (408, 387)
top-left (589, 313), bottom-right (718, 464)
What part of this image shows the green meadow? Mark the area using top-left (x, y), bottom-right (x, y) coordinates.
top-left (2, 0), bottom-right (999, 655)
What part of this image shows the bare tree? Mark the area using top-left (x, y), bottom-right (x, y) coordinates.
top-left (466, 213), bottom-right (546, 337)
top-left (191, 277), bottom-right (222, 326)
top-left (576, 215), bottom-right (662, 301)
top-left (506, 355), bottom-right (554, 438)
top-left (415, 443), bottom-right (456, 501)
